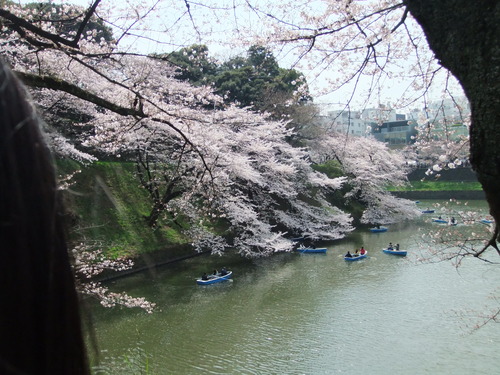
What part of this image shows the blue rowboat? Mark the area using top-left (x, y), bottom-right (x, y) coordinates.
top-left (196, 271), bottom-right (232, 285)
top-left (421, 209), bottom-right (435, 214)
top-left (344, 251), bottom-right (368, 261)
top-left (382, 248), bottom-right (407, 256)
top-left (432, 218), bottom-right (447, 223)
top-left (296, 247), bottom-right (327, 253)
top-left (480, 219), bottom-right (493, 224)
top-left (370, 226), bottom-right (388, 233)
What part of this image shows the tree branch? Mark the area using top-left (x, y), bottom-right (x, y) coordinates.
top-left (0, 9), bottom-right (78, 48)
top-left (16, 71), bottom-right (144, 117)
top-left (74, 0), bottom-right (102, 44)
top-left (16, 70), bottom-right (216, 186)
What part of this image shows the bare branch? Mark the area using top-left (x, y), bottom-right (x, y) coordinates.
top-left (74, 0), bottom-right (102, 44)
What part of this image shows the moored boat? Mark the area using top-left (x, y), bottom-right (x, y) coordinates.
top-left (296, 247), bottom-right (327, 253)
top-left (196, 271), bottom-right (232, 285)
top-left (344, 251), bottom-right (368, 261)
top-left (382, 248), bottom-right (407, 256)
top-left (421, 209), bottom-right (435, 214)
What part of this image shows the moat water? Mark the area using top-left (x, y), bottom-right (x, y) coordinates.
top-left (90, 200), bottom-right (499, 374)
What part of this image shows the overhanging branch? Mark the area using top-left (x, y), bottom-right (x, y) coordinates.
top-left (16, 70), bottom-right (216, 185)
top-left (16, 71), bottom-right (144, 117)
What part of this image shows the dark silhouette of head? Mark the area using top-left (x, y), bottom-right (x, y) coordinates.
top-left (0, 60), bottom-right (89, 374)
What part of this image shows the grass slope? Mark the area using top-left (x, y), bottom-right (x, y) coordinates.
top-left (59, 160), bottom-right (189, 259)
top-left (388, 181), bottom-right (482, 191)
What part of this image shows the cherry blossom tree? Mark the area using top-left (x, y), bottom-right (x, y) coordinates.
top-left (85, 84), bottom-right (355, 256)
top-left (0, 1), bottom-right (354, 260)
top-left (309, 133), bottom-right (421, 226)
top-left (72, 243), bottom-right (155, 313)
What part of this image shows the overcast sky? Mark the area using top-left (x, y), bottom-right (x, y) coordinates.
top-left (19, 0), bottom-right (465, 110)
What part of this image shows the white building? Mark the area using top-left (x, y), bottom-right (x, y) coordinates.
top-left (314, 105), bottom-right (371, 137)
top-left (361, 106), bottom-right (404, 123)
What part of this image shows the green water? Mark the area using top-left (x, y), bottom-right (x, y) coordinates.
top-left (89, 200), bottom-right (500, 374)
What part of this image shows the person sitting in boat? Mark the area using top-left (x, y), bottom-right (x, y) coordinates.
top-left (354, 249), bottom-right (359, 255)
top-left (395, 244), bottom-right (400, 251)
top-left (450, 217), bottom-right (456, 224)
top-left (388, 242), bottom-right (393, 250)
top-left (213, 269), bottom-right (218, 275)
top-left (201, 273), bottom-right (209, 281)
top-left (220, 267), bottom-right (228, 276)
top-left (438, 215), bottom-right (442, 220)
top-left (345, 251), bottom-right (353, 258)
top-left (360, 247), bottom-right (366, 255)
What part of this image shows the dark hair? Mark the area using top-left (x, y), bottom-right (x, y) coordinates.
top-left (0, 61), bottom-right (89, 374)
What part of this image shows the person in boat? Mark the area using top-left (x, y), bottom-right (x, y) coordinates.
top-left (220, 267), bottom-right (228, 276)
top-left (388, 242), bottom-right (393, 250)
top-left (213, 269), bottom-right (218, 275)
top-left (450, 217), bottom-right (456, 224)
top-left (345, 251), bottom-right (353, 258)
top-left (360, 247), bottom-right (366, 255)
top-left (395, 244), bottom-right (400, 251)
top-left (201, 273), bottom-right (209, 280)
top-left (354, 249), bottom-right (359, 255)
top-left (438, 215), bottom-right (442, 220)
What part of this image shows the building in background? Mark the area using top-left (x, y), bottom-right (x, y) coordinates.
top-left (371, 120), bottom-right (418, 148)
top-left (313, 98), bottom-right (469, 149)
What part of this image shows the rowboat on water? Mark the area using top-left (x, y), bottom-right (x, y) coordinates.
top-left (296, 247), bottom-right (327, 254)
top-left (196, 271), bottom-right (232, 285)
top-left (344, 251), bottom-right (368, 261)
top-left (433, 217), bottom-right (457, 225)
top-left (421, 209), bottom-right (435, 214)
top-left (480, 219), bottom-right (493, 224)
top-left (432, 218), bottom-right (447, 223)
top-left (370, 226), bottom-right (388, 233)
top-left (382, 248), bottom-right (407, 256)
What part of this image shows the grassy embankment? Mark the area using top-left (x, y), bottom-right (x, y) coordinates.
top-left (388, 181), bottom-right (483, 192)
top-left (58, 159), bottom-right (191, 260)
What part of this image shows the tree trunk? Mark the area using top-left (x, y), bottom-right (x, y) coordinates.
top-left (146, 188), bottom-right (184, 228)
top-left (404, 0), bottom-right (500, 244)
